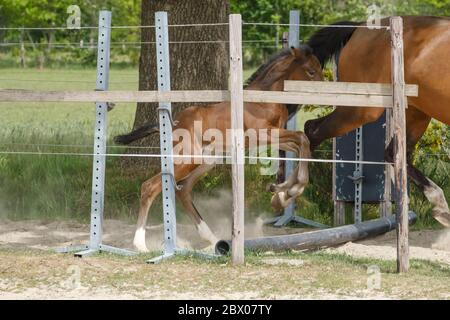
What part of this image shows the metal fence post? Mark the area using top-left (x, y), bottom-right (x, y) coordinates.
top-left (353, 127), bottom-right (363, 223)
top-left (283, 10), bottom-right (300, 221)
top-left (267, 10), bottom-right (327, 229)
top-left (146, 12), bottom-right (218, 264)
top-left (156, 11), bottom-right (177, 257)
top-left (56, 10), bottom-right (135, 257)
top-left (89, 10), bottom-right (111, 251)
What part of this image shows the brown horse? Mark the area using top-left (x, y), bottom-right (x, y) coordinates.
top-left (115, 46), bottom-right (322, 252)
top-left (305, 16), bottom-right (450, 227)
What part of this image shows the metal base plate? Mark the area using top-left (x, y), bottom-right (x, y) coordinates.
top-left (266, 214), bottom-right (328, 229)
top-left (147, 248), bottom-right (220, 264)
top-left (56, 244), bottom-right (136, 258)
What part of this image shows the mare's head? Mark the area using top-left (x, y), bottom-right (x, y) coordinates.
top-left (245, 45), bottom-right (323, 90)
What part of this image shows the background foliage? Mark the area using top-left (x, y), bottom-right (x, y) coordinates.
top-left (2, 0), bottom-right (450, 67)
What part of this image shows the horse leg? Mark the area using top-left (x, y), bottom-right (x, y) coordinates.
top-left (422, 175), bottom-right (450, 227)
top-left (305, 107), bottom-right (385, 151)
top-left (386, 107), bottom-right (450, 227)
top-left (303, 112), bottom-right (333, 144)
top-left (268, 129), bottom-right (310, 190)
top-left (176, 164), bottom-right (219, 245)
top-left (133, 174), bottom-right (161, 252)
top-left (270, 164), bottom-right (304, 212)
top-left (267, 130), bottom-right (311, 212)
top-left (133, 163), bottom-right (198, 252)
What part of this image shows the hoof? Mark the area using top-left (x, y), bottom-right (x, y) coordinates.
top-left (133, 229), bottom-right (149, 253)
top-left (205, 236), bottom-right (220, 248)
top-left (266, 183), bottom-right (277, 193)
top-left (202, 244), bottom-right (217, 254)
top-left (270, 194), bottom-right (284, 213)
top-left (133, 243), bottom-right (149, 253)
top-left (433, 210), bottom-right (450, 228)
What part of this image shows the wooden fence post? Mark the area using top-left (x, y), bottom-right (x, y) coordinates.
top-left (381, 108), bottom-right (393, 218)
top-left (390, 16), bottom-right (409, 273)
top-left (229, 14), bottom-right (245, 265)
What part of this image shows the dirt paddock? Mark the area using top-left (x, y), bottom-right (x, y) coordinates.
top-left (0, 218), bottom-right (449, 299)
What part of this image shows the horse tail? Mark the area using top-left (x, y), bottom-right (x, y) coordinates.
top-left (114, 122), bottom-right (159, 145)
top-left (307, 21), bottom-right (360, 68)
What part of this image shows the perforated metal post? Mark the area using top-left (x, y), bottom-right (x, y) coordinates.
top-left (266, 10), bottom-right (327, 229)
top-left (56, 11), bottom-right (135, 257)
top-left (353, 127), bottom-right (363, 223)
top-left (156, 11), bottom-right (177, 256)
top-left (147, 12), bottom-right (217, 264)
top-left (332, 59), bottom-right (346, 227)
top-left (89, 11), bottom-right (110, 250)
top-left (283, 10), bottom-right (300, 221)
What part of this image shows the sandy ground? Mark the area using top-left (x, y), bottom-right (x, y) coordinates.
top-left (0, 217), bottom-right (304, 253)
top-left (2, 186), bottom-right (447, 264)
top-left (327, 229), bottom-right (450, 266)
top-left (0, 218), bottom-right (449, 264)
top-left (0, 218), bottom-right (449, 300)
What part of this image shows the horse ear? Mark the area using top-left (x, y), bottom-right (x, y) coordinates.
top-left (294, 45), bottom-right (313, 64)
top-left (290, 46), bottom-right (297, 57)
top-left (300, 44), bottom-right (313, 57)
top-left (290, 46), bottom-right (306, 59)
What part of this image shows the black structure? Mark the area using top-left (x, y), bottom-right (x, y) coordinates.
top-left (335, 112), bottom-right (389, 203)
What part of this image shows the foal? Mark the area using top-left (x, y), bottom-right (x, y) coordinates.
top-left (116, 46), bottom-right (323, 252)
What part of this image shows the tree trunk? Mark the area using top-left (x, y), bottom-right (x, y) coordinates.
top-left (20, 31), bottom-right (26, 68)
top-left (124, 0), bottom-right (229, 171)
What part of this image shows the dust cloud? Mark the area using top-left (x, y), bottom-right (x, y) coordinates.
top-left (193, 189), bottom-right (269, 241)
top-left (432, 229), bottom-right (450, 251)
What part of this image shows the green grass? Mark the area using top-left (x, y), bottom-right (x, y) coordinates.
top-left (0, 68), bottom-right (140, 221)
top-left (0, 67), bottom-right (321, 223)
top-left (0, 67), bottom-right (448, 229)
top-left (1, 247), bottom-right (448, 299)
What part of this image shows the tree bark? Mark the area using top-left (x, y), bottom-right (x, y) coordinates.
top-left (124, 0), bottom-right (229, 171)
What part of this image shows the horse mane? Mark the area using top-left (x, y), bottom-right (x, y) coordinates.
top-left (244, 49), bottom-right (292, 88)
top-left (307, 21), bottom-right (361, 68)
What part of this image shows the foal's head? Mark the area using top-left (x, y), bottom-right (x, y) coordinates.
top-left (246, 45), bottom-right (323, 90)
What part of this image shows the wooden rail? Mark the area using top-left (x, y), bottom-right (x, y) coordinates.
top-left (0, 82), bottom-right (418, 108)
top-left (0, 89), bottom-right (230, 103)
top-left (285, 81), bottom-right (418, 96)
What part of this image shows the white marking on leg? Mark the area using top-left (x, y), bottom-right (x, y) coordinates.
top-left (271, 193), bottom-right (283, 213)
top-left (271, 191), bottom-right (296, 212)
top-left (423, 178), bottom-right (450, 227)
top-left (133, 227), bottom-right (149, 252)
top-left (278, 191), bottom-right (293, 208)
top-left (197, 220), bottom-right (219, 245)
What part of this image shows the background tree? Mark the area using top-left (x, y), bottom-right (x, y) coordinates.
top-left (0, 0), bottom-right (140, 68)
top-left (125, 0), bottom-right (230, 170)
